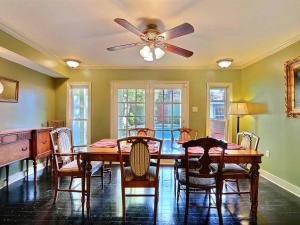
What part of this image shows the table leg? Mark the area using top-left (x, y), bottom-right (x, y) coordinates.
top-left (33, 159), bottom-right (37, 192)
top-left (81, 160), bottom-right (86, 217)
top-left (249, 162), bottom-right (260, 221)
top-left (85, 160), bottom-right (92, 218)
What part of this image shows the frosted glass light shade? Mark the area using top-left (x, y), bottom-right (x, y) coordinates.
top-left (217, 58), bottom-right (233, 68)
top-left (154, 47), bottom-right (165, 59)
top-left (228, 102), bottom-right (249, 115)
top-left (65, 59), bottom-right (80, 68)
top-left (140, 46), bottom-right (151, 58)
top-left (0, 81), bottom-right (3, 94)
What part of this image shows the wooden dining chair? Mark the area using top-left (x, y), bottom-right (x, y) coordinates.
top-left (173, 127), bottom-right (198, 196)
top-left (178, 137), bottom-right (227, 224)
top-left (50, 128), bottom-right (104, 205)
top-left (222, 131), bottom-right (260, 195)
top-left (128, 128), bottom-right (156, 137)
top-left (117, 136), bottom-right (163, 224)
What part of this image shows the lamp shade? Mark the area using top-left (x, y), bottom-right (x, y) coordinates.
top-left (228, 102), bottom-right (249, 115)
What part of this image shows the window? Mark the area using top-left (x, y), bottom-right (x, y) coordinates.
top-left (67, 83), bottom-right (91, 145)
top-left (206, 83), bottom-right (231, 141)
top-left (111, 81), bottom-right (188, 139)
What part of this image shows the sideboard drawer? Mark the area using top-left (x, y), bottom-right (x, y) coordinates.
top-left (36, 130), bottom-right (51, 155)
top-left (0, 140), bottom-right (30, 166)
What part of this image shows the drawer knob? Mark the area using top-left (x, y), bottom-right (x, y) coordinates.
top-left (21, 147), bottom-right (28, 151)
top-left (42, 141), bottom-right (48, 144)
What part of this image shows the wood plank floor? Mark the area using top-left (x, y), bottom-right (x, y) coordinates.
top-left (0, 166), bottom-right (299, 225)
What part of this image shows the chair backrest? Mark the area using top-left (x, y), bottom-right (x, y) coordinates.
top-left (237, 131), bottom-right (260, 150)
top-left (182, 137), bottom-right (227, 181)
top-left (128, 128), bottom-right (156, 137)
top-left (117, 136), bottom-right (162, 182)
top-left (50, 127), bottom-right (73, 165)
top-left (171, 128), bottom-right (198, 141)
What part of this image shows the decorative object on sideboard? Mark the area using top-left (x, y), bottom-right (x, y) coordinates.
top-left (0, 76), bottom-right (19, 103)
top-left (228, 102), bottom-right (249, 133)
top-left (284, 56), bottom-right (300, 118)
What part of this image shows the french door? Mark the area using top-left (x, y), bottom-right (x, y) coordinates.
top-left (67, 83), bottom-right (91, 145)
top-left (111, 81), bottom-right (188, 139)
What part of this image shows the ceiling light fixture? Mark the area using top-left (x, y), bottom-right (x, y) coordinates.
top-left (139, 46), bottom-right (165, 62)
top-left (217, 58), bottom-right (233, 69)
top-left (65, 59), bottom-right (81, 69)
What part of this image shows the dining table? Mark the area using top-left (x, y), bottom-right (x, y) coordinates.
top-left (79, 139), bottom-right (263, 221)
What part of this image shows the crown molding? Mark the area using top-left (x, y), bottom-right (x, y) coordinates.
top-left (241, 32), bottom-right (300, 69)
top-left (0, 21), bottom-right (66, 66)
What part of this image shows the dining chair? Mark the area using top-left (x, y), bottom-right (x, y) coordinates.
top-left (222, 131), bottom-right (260, 195)
top-left (128, 128), bottom-right (156, 137)
top-left (172, 127), bottom-right (198, 197)
top-left (50, 128), bottom-right (104, 205)
top-left (117, 136), bottom-right (163, 224)
top-left (177, 137), bottom-right (227, 224)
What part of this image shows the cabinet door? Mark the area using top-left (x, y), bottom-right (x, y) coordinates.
top-left (35, 129), bottom-right (51, 158)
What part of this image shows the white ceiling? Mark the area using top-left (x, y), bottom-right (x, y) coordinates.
top-left (0, 0), bottom-right (300, 69)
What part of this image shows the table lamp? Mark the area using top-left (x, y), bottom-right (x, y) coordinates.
top-left (228, 102), bottom-right (249, 133)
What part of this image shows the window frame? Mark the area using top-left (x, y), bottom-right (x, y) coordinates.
top-left (66, 82), bottom-right (92, 144)
top-left (110, 80), bottom-right (189, 138)
top-left (206, 82), bottom-right (232, 141)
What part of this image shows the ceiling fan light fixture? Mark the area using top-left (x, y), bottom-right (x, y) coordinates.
top-left (144, 52), bottom-right (154, 62)
top-left (154, 47), bottom-right (165, 59)
top-left (217, 58), bottom-right (233, 69)
top-left (0, 81), bottom-right (4, 94)
top-left (65, 59), bottom-right (81, 69)
top-left (140, 46), bottom-right (151, 58)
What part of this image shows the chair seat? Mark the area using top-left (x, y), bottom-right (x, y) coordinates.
top-left (222, 163), bottom-right (248, 174)
top-left (178, 170), bottom-right (216, 187)
top-left (124, 166), bottom-right (156, 182)
top-left (59, 160), bottom-right (102, 174)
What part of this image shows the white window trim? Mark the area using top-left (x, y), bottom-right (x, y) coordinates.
top-left (66, 82), bottom-right (92, 144)
top-left (110, 80), bottom-right (189, 138)
top-left (206, 82), bottom-right (232, 142)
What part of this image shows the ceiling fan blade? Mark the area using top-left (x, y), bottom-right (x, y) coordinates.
top-left (107, 42), bottom-right (144, 51)
top-left (164, 43), bottom-right (193, 57)
top-left (114, 18), bottom-right (145, 37)
top-left (160, 23), bottom-right (194, 40)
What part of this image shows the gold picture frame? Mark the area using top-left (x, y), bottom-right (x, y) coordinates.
top-left (284, 56), bottom-right (300, 118)
top-left (0, 76), bottom-right (19, 103)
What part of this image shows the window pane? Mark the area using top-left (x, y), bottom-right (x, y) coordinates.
top-left (118, 103), bottom-right (127, 116)
top-left (128, 89), bottom-right (136, 102)
top-left (118, 117), bottom-right (127, 129)
top-left (71, 87), bottom-right (88, 119)
top-left (118, 89), bottom-right (127, 102)
top-left (164, 104), bottom-right (172, 117)
top-left (136, 117), bottom-right (145, 127)
top-left (118, 130), bottom-right (127, 138)
top-left (173, 104), bottom-right (181, 117)
top-left (136, 89), bottom-right (145, 102)
top-left (164, 89), bottom-right (172, 103)
top-left (209, 120), bottom-right (226, 140)
top-left (154, 89), bottom-right (163, 103)
top-left (172, 117), bottom-right (181, 129)
top-left (210, 88), bottom-right (226, 119)
top-left (136, 104), bottom-right (145, 116)
top-left (173, 89), bottom-right (181, 103)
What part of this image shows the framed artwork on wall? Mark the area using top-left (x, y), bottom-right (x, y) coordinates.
top-left (285, 56), bottom-right (300, 118)
top-left (0, 76), bottom-right (19, 103)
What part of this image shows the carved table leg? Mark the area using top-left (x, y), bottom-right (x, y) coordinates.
top-left (85, 160), bottom-right (92, 218)
top-left (81, 160), bottom-right (86, 217)
top-left (33, 160), bottom-right (37, 192)
top-left (5, 165), bottom-right (9, 189)
top-left (249, 162), bottom-right (260, 221)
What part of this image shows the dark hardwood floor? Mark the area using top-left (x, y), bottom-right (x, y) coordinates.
top-left (0, 166), bottom-right (299, 225)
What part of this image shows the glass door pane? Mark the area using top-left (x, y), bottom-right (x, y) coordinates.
top-left (153, 88), bottom-right (182, 140)
top-left (70, 85), bottom-right (89, 145)
top-left (117, 88), bottom-right (146, 138)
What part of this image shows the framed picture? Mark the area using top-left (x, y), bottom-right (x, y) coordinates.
top-left (285, 56), bottom-right (300, 117)
top-left (0, 76), bottom-right (19, 103)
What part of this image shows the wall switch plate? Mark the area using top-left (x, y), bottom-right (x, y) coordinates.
top-left (266, 150), bottom-right (270, 158)
top-left (192, 106), bottom-right (198, 112)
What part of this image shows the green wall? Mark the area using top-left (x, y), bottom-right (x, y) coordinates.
top-left (241, 41), bottom-right (300, 187)
top-left (55, 69), bottom-right (242, 142)
top-left (0, 57), bottom-right (55, 180)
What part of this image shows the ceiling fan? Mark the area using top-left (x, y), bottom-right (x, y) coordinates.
top-left (107, 18), bottom-right (194, 61)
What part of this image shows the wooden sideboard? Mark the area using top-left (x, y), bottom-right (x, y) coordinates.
top-left (0, 127), bottom-right (52, 189)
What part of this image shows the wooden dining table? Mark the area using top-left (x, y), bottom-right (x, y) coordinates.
top-left (79, 140), bottom-right (263, 221)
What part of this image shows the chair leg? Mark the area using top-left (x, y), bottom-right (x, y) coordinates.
top-left (236, 179), bottom-right (241, 195)
top-left (46, 156), bottom-right (49, 172)
top-left (26, 159), bottom-right (29, 180)
top-left (154, 186), bottom-right (159, 225)
top-left (122, 187), bottom-right (126, 224)
top-left (174, 166), bottom-right (177, 197)
top-left (69, 176), bottom-right (73, 189)
top-left (109, 161), bottom-right (112, 181)
top-left (53, 174), bottom-right (60, 204)
top-left (101, 166), bottom-right (104, 189)
top-left (216, 182), bottom-right (223, 225)
top-left (177, 182), bottom-right (181, 203)
top-left (208, 189), bottom-right (212, 206)
top-left (184, 187), bottom-right (190, 224)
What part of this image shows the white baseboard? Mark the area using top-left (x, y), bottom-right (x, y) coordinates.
top-left (0, 162), bottom-right (45, 190)
top-left (260, 169), bottom-right (300, 198)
